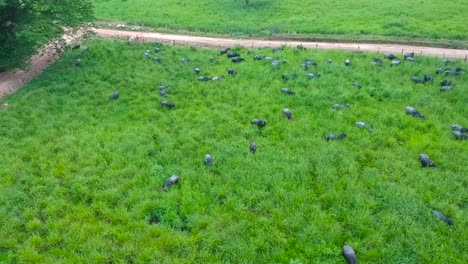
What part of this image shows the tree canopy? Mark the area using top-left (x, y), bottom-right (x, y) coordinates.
top-left (0, 0), bottom-right (93, 71)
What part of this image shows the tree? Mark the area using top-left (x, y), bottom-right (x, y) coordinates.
top-left (0, 0), bottom-right (93, 71)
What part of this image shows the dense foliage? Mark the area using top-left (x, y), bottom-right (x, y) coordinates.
top-left (0, 39), bottom-right (466, 263)
top-left (0, 0), bottom-right (93, 70)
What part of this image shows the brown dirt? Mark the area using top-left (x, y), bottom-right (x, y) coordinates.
top-left (1, 28), bottom-right (467, 99)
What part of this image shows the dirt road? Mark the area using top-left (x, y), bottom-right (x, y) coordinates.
top-left (1, 28), bottom-right (467, 99)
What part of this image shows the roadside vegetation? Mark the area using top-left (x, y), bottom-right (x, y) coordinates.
top-left (92, 0), bottom-right (468, 43)
top-left (0, 39), bottom-right (466, 263)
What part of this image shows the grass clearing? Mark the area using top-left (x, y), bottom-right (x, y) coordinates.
top-left (91, 0), bottom-right (468, 42)
top-left (0, 39), bottom-right (467, 263)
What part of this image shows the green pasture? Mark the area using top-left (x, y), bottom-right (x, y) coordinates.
top-left (0, 39), bottom-right (467, 263)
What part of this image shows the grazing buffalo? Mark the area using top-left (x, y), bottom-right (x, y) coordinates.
top-left (435, 68), bottom-right (445, 74)
top-left (254, 55), bottom-right (264, 61)
top-left (404, 52), bottom-right (415, 59)
top-left (204, 154), bottom-right (213, 165)
top-left (158, 85), bottom-right (170, 90)
top-left (384, 53), bottom-right (397, 60)
top-left (72, 42), bottom-right (81, 50)
top-left (326, 133), bottom-right (347, 141)
top-left (109, 91), bottom-right (119, 100)
top-left (220, 47), bottom-right (231, 55)
top-left (373, 57), bottom-right (383, 64)
top-left (194, 68), bottom-right (200, 74)
top-left (332, 104), bottom-right (350, 109)
top-left (445, 70), bottom-right (460, 76)
top-left (161, 101), bottom-right (176, 108)
top-left (342, 245), bottom-right (357, 264)
top-left (250, 142), bottom-right (257, 154)
top-left (251, 119), bottom-right (267, 127)
top-left (227, 52), bottom-right (240, 58)
top-left (153, 57), bottom-right (161, 63)
top-left (440, 86), bottom-right (452, 92)
top-left (432, 210), bottom-right (454, 226)
top-left (442, 59), bottom-right (453, 66)
top-left (405, 56), bottom-right (416, 62)
top-left (419, 153), bottom-right (436, 167)
top-left (180, 58), bottom-right (190, 63)
top-left (390, 60), bottom-right (401, 66)
top-left (440, 80), bottom-right (452, 86)
top-left (212, 75), bottom-right (224, 81)
top-left (355, 121), bottom-right (373, 132)
top-left (281, 88), bottom-right (295, 95)
top-left (352, 82), bottom-right (362, 89)
top-left (327, 58), bottom-right (333, 64)
top-left (163, 175), bottom-right (180, 191)
top-left (272, 47), bottom-right (283, 53)
top-left (344, 59), bottom-right (351, 66)
top-left (228, 69), bottom-right (237, 76)
top-left (406, 106), bottom-right (425, 118)
top-left (154, 47), bottom-right (162, 53)
top-left (282, 73), bottom-right (297, 80)
top-left (160, 91), bottom-right (168, 97)
top-left (231, 57), bottom-right (245, 63)
top-left (411, 76), bottom-right (424, 84)
top-left (424, 75), bottom-right (434, 82)
top-left (306, 73), bottom-right (321, 79)
top-left (282, 108), bottom-right (293, 120)
top-left (198, 76), bottom-right (211, 82)
top-left (74, 59), bottom-right (81, 67)
top-left (452, 131), bottom-right (468, 140)
top-left (452, 124), bottom-right (468, 133)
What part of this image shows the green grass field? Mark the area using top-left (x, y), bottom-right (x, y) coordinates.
top-left (92, 0), bottom-right (468, 42)
top-left (0, 39), bottom-right (467, 263)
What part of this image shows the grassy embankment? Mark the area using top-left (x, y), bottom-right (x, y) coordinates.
top-left (92, 0), bottom-right (468, 48)
top-left (0, 39), bottom-right (467, 263)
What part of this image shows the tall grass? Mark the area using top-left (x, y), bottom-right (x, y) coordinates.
top-left (0, 39), bottom-right (466, 263)
top-left (91, 0), bottom-right (468, 41)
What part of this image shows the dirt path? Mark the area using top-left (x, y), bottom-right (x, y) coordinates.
top-left (1, 28), bottom-right (467, 100)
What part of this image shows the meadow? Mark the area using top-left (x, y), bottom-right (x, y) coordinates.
top-left (92, 0), bottom-right (468, 43)
top-left (0, 39), bottom-right (467, 263)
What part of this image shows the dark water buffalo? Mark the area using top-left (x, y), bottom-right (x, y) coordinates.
top-left (440, 79), bottom-right (452, 86)
top-left (194, 68), bottom-right (200, 74)
top-left (452, 130), bottom-right (468, 140)
top-left (306, 73), bottom-right (321, 79)
top-left (232, 57), bottom-right (245, 63)
top-left (406, 106), bottom-right (424, 118)
top-left (220, 47), bottom-right (231, 55)
top-left (204, 154), bottom-right (213, 165)
top-left (326, 133), bottom-right (347, 141)
top-left (352, 82), bottom-right (362, 89)
top-left (452, 124), bottom-right (468, 133)
top-left (161, 101), bottom-right (176, 108)
top-left (344, 59), bottom-right (351, 66)
top-left (227, 52), bottom-right (240, 58)
top-left (253, 55), bottom-right (264, 61)
top-left (419, 153), bottom-right (436, 167)
top-left (282, 73), bottom-right (297, 80)
top-left (432, 210), bottom-right (454, 226)
top-left (250, 142), bottom-right (257, 153)
top-left (228, 69), bottom-right (237, 76)
top-left (411, 76), bottom-right (424, 84)
top-left (281, 88), bottom-right (295, 95)
top-left (282, 108), bottom-right (293, 120)
top-left (109, 91), bottom-right (119, 100)
top-left (332, 104), bottom-right (350, 109)
top-left (424, 75), bottom-right (434, 82)
top-left (251, 119), bottom-right (267, 127)
top-left (160, 91), bottom-right (168, 97)
top-left (163, 175), bottom-right (179, 191)
top-left (384, 53), bottom-right (397, 60)
top-left (198, 76), bottom-right (211, 82)
top-left (342, 245), bottom-right (357, 264)
top-left (440, 86), bottom-right (452, 92)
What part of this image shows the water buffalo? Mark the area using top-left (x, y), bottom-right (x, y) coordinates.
top-left (281, 88), bottom-right (295, 95)
top-left (326, 133), bottom-right (347, 141)
top-left (251, 119), bottom-right (267, 127)
top-left (342, 245), bottom-right (357, 264)
top-left (419, 153), bottom-right (436, 167)
top-left (109, 91), bottom-right (119, 100)
top-left (406, 106), bottom-right (424, 118)
top-left (161, 101), bottom-right (176, 108)
top-left (282, 108), bottom-right (293, 120)
top-left (432, 210), bottom-right (454, 226)
top-left (204, 154), bottom-right (213, 165)
top-left (250, 142), bottom-right (257, 153)
top-left (163, 175), bottom-right (179, 191)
